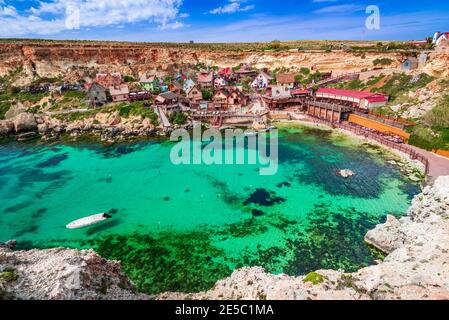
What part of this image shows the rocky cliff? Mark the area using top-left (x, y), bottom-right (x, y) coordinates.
top-left (2, 176), bottom-right (448, 300)
top-left (0, 41), bottom-right (403, 86)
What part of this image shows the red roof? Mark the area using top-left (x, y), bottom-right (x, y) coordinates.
top-left (197, 72), bottom-right (213, 83)
top-left (218, 68), bottom-right (233, 76)
top-left (291, 89), bottom-right (311, 95)
top-left (317, 88), bottom-right (388, 102)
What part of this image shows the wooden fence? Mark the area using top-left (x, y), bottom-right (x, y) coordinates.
top-left (306, 115), bottom-right (429, 174)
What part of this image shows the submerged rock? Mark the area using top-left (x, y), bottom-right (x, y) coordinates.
top-left (338, 169), bottom-right (356, 178)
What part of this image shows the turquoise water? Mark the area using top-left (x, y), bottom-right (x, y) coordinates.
top-left (0, 125), bottom-right (420, 294)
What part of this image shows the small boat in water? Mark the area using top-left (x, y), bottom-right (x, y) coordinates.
top-left (244, 130), bottom-right (258, 137)
top-left (66, 213), bottom-right (112, 229)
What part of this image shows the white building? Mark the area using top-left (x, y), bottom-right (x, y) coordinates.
top-left (252, 72), bottom-right (274, 89)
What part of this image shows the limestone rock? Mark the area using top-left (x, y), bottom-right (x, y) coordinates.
top-left (0, 247), bottom-right (149, 300)
top-left (0, 120), bottom-right (14, 136)
top-left (365, 215), bottom-right (405, 254)
top-left (12, 113), bottom-right (37, 133)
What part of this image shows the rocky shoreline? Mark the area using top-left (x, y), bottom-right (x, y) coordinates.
top-left (1, 176), bottom-right (448, 300)
top-left (0, 112), bottom-right (185, 144)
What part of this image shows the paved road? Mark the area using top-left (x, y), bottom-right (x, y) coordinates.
top-left (408, 145), bottom-right (449, 183)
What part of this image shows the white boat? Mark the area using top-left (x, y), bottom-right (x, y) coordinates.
top-left (66, 213), bottom-right (112, 229)
top-left (244, 131), bottom-right (258, 137)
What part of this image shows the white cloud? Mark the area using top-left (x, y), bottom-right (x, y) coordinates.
top-left (158, 20), bottom-right (188, 30)
top-left (0, 0), bottom-right (187, 37)
top-left (209, 0), bottom-right (255, 15)
top-left (314, 4), bottom-right (365, 14)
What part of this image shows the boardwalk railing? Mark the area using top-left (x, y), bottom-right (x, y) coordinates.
top-left (305, 115), bottom-right (429, 174)
top-left (354, 111), bottom-right (415, 130)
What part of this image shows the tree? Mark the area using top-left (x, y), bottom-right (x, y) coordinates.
top-left (123, 75), bottom-right (135, 82)
top-left (202, 89), bottom-right (213, 100)
top-left (300, 67), bottom-right (311, 76)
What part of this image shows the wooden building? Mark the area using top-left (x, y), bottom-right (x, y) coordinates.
top-left (186, 85), bottom-right (203, 103)
top-left (315, 88), bottom-right (389, 112)
top-left (109, 84), bottom-right (130, 102)
top-left (87, 83), bottom-right (108, 106)
top-left (95, 73), bottom-right (122, 88)
top-left (276, 73), bottom-right (296, 88)
top-left (197, 71), bottom-right (214, 88)
top-left (128, 91), bottom-right (151, 102)
top-left (156, 91), bottom-right (179, 105)
top-left (307, 100), bottom-right (352, 122)
top-left (252, 72), bottom-right (274, 89)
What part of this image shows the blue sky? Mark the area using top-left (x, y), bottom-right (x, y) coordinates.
top-left (1, 0), bottom-right (448, 41)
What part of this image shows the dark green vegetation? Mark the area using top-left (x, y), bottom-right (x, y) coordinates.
top-left (408, 93), bottom-right (449, 151)
top-left (373, 58), bottom-right (394, 66)
top-left (168, 111), bottom-right (188, 125)
top-left (372, 73), bottom-right (434, 103)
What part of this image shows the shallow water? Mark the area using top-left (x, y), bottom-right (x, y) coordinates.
top-left (0, 125), bottom-right (421, 294)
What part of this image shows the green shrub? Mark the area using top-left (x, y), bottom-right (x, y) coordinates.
top-left (0, 101), bottom-right (11, 119)
top-left (0, 269), bottom-right (18, 282)
top-left (423, 94), bottom-right (449, 128)
top-left (169, 111), bottom-right (188, 125)
top-left (303, 272), bottom-right (327, 285)
top-left (373, 58), bottom-right (394, 66)
top-left (123, 75), bottom-right (135, 82)
top-left (373, 73), bottom-right (434, 102)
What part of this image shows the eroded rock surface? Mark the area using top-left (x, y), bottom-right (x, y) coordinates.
top-left (0, 247), bottom-right (149, 300)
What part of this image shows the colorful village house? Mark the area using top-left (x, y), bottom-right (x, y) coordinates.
top-left (109, 84), bottom-right (130, 102)
top-left (214, 76), bottom-right (228, 87)
top-left (233, 63), bottom-right (257, 81)
top-left (156, 91), bottom-right (180, 112)
top-left (276, 73), bottom-right (296, 89)
top-left (170, 81), bottom-right (184, 94)
top-left (95, 73), bottom-right (122, 88)
top-left (197, 71), bottom-right (214, 88)
top-left (218, 67), bottom-right (233, 80)
top-left (183, 78), bottom-right (196, 93)
top-left (252, 71), bottom-right (274, 89)
top-left (139, 75), bottom-right (159, 92)
top-left (156, 91), bottom-right (179, 105)
top-left (212, 88), bottom-right (231, 111)
top-left (226, 87), bottom-right (248, 112)
top-left (433, 31), bottom-right (449, 47)
top-left (267, 86), bottom-right (292, 99)
top-left (186, 85), bottom-right (203, 103)
top-left (87, 83), bottom-right (109, 106)
top-left (401, 57), bottom-right (419, 72)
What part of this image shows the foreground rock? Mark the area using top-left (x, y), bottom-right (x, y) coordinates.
top-left (159, 176), bottom-right (449, 300)
top-left (0, 247), bottom-right (149, 300)
top-left (0, 120), bottom-right (14, 136)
